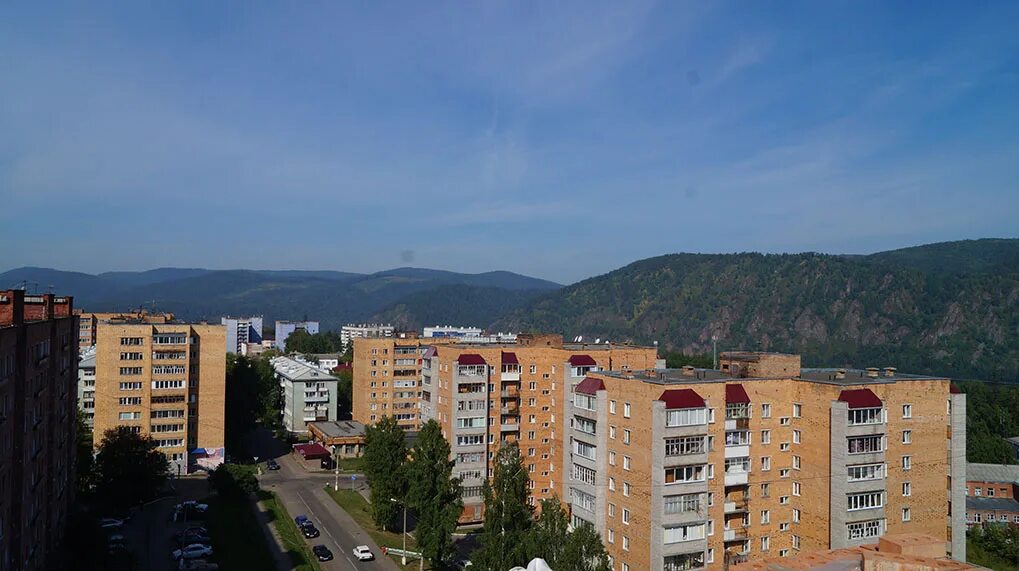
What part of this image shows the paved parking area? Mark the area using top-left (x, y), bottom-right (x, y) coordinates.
top-left (115, 477), bottom-right (213, 571)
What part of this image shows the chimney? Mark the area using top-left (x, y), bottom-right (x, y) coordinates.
top-left (884, 367), bottom-right (897, 377)
top-left (835, 369), bottom-right (846, 380)
top-left (866, 367), bottom-right (879, 379)
top-left (681, 365), bottom-right (696, 377)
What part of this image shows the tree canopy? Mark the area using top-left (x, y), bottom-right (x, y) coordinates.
top-left (406, 420), bottom-right (463, 569)
top-left (363, 415), bottom-right (408, 530)
top-left (471, 443), bottom-right (534, 571)
top-left (93, 427), bottom-right (169, 509)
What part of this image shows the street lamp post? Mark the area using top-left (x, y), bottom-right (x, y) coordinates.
top-left (332, 445), bottom-right (339, 491)
top-left (389, 498), bottom-right (407, 565)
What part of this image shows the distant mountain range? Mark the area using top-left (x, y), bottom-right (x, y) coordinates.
top-left (496, 239), bottom-right (1019, 381)
top-left (0, 266), bottom-right (561, 331)
top-left (5, 238), bottom-right (1017, 380)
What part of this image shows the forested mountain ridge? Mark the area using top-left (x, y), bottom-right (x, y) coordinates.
top-left (496, 240), bottom-right (1019, 381)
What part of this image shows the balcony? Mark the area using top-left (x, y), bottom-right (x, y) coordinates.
top-left (724, 417), bottom-right (750, 430)
top-left (501, 404), bottom-right (519, 415)
top-left (304, 393), bottom-right (330, 403)
top-left (501, 371), bottom-right (521, 381)
top-left (723, 527), bottom-right (749, 542)
top-left (724, 445), bottom-right (750, 459)
top-left (723, 499), bottom-right (749, 514)
top-left (724, 469), bottom-right (749, 487)
top-left (501, 387), bottom-right (519, 398)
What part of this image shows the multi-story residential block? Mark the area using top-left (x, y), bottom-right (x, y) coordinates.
top-left (275, 320), bottom-right (319, 351)
top-left (422, 325), bottom-right (517, 343)
top-left (562, 352), bottom-right (966, 570)
top-left (965, 463), bottom-right (1019, 526)
top-left (272, 356), bottom-right (340, 434)
top-left (419, 334), bottom-right (659, 523)
top-left (221, 315), bottom-right (263, 353)
top-left (93, 322), bottom-right (226, 475)
top-left (78, 348), bottom-right (97, 427)
top-left (0, 290), bottom-right (78, 571)
top-left (341, 323), bottom-right (394, 349)
top-left (352, 334), bottom-right (452, 431)
top-left (75, 308), bottom-right (174, 350)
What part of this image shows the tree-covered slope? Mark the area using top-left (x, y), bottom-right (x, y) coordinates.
top-left (498, 240), bottom-right (1019, 380)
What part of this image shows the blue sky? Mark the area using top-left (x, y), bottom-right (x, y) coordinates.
top-left (2, 1), bottom-right (1017, 283)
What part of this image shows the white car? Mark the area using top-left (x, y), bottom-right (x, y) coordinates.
top-left (352, 545), bottom-right (374, 561)
top-left (176, 501), bottom-right (209, 512)
top-left (172, 544), bottom-right (214, 561)
top-left (99, 518), bottom-right (124, 530)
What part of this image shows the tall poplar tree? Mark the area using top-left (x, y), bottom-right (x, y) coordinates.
top-left (363, 415), bottom-right (407, 530)
top-left (471, 442), bottom-right (533, 571)
top-left (406, 420), bottom-right (462, 569)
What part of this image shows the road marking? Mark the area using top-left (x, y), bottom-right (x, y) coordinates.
top-left (296, 488), bottom-right (360, 569)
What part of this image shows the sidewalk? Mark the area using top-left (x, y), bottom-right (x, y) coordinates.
top-left (251, 496), bottom-right (293, 571)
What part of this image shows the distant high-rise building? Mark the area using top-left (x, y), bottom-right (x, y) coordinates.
top-left (340, 323), bottom-right (394, 349)
top-left (93, 322), bottom-right (226, 475)
top-left (422, 325), bottom-right (517, 343)
top-left (221, 315), bottom-right (263, 353)
top-left (0, 290), bottom-right (78, 571)
top-left (74, 308), bottom-right (174, 351)
top-left (275, 320), bottom-right (319, 351)
top-left (78, 347), bottom-right (97, 427)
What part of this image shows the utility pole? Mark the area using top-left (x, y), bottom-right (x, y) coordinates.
top-left (390, 498), bottom-right (407, 564)
top-left (333, 445), bottom-right (339, 491)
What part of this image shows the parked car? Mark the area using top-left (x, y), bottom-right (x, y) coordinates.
top-left (171, 544), bottom-right (214, 561)
top-left (99, 518), bottom-right (125, 530)
top-left (301, 524), bottom-right (320, 539)
top-left (312, 545), bottom-right (333, 562)
top-left (173, 527), bottom-right (210, 541)
top-left (353, 545), bottom-right (374, 561)
top-left (294, 514), bottom-right (310, 527)
top-left (266, 459), bottom-right (280, 470)
top-left (320, 457), bottom-right (335, 470)
top-left (175, 501), bottom-right (209, 512)
top-left (176, 531), bottom-right (211, 545)
top-left (107, 542), bottom-right (129, 556)
top-left (106, 533), bottom-right (125, 543)
top-left (179, 559), bottom-right (219, 570)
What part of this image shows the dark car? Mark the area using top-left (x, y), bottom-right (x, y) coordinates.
top-left (266, 459), bottom-right (280, 471)
top-left (312, 545), bottom-right (333, 562)
top-left (174, 527), bottom-right (209, 541)
top-left (175, 531), bottom-right (211, 545)
top-left (301, 524), bottom-right (320, 539)
top-left (319, 457), bottom-right (335, 470)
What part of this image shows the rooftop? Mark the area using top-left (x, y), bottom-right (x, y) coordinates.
top-left (271, 355), bottom-right (338, 382)
top-left (966, 496), bottom-right (1019, 512)
top-left (308, 421), bottom-right (365, 439)
top-left (736, 533), bottom-right (977, 570)
top-left (968, 463), bottom-right (1019, 484)
top-left (598, 366), bottom-right (947, 386)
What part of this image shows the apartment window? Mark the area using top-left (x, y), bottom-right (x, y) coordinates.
top-left (792, 455), bottom-right (801, 470)
top-left (665, 408), bottom-right (707, 427)
top-left (902, 482), bottom-right (911, 496)
top-left (792, 509), bottom-right (800, 523)
top-left (622, 509), bottom-right (630, 524)
top-left (457, 435), bottom-right (485, 446)
top-left (623, 482), bottom-right (631, 497)
top-left (665, 436), bottom-right (706, 456)
top-left (609, 425), bottom-right (617, 439)
top-left (780, 416), bottom-right (790, 426)
top-left (663, 523), bottom-right (705, 543)
top-left (608, 503), bottom-right (616, 517)
top-left (119, 382), bottom-right (142, 391)
top-left (574, 393), bottom-right (596, 411)
top-left (572, 464), bottom-right (596, 485)
top-left (848, 407), bottom-right (883, 425)
top-left (793, 482), bottom-right (801, 496)
top-left (902, 430), bottom-right (912, 444)
top-left (623, 456), bottom-right (631, 470)
top-left (622, 536), bottom-right (630, 551)
top-left (120, 337), bottom-right (143, 345)
top-left (792, 535), bottom-right (800, 550)
top-left (609, 400), bottom-right (616, 414)
top-left (761, 403), bottom-right (771, 418)
top-left (779, 550), bottom-right (789, 557)
top-left (848, 463), bottom-right (885, 482)
top-left (761, 430), bottom-right (771, 444)
top-left (780, 442), bottom-right (790, 452)
top-left (975, 487), bottom-right (981, 496)
top-left (530, 365), bottom-right (536, 374)
top-left (761, 483), bottom-right (770, 497)
top-left (707, 549), bottom-right (714, 564)
top-left (792, 403), bottom-right (802, 418)
top-left (780, 522), bottom-right (790, 532)
top-left (609, 451), bottom-right (616, 466)
top-left (570, 488), bottom-right (596, 512)
top-left (761, 456), bottom-right (771, 471)
top-left (664, 494), bottom-right (700, 514)
top-left (779, 469), bottom-right (790, 478)
top-left (761, 510), bottom-right (770, 524)
top-left (707, 492), bottom-right (714, 506)
top-left (848, 435), bottom-right (883, 454)
top-left (623, 429), bottom-right (631, 445)
top-left (902, 456), bottom-right (912, 471)
top-left (847, 491), bottom-right (884, 511)
top-left (608, 477), bottom-right (615, 491)
top-left (792, 430), bottom-right (801, 444)
top-left (725, 430), bottom-right (751, 446)
top-left (573, 440), bottom-right (596, 460)
top-left (118, 412), bottom-right (141, 420)
top-left (623, 403), bottom-right (631, 418)
top-left (118, 397), bottom-right (142, 405)
top-left (848, 520), bottom-right (883, 540)
top-left (119, 367), bottom-right (143, 376)
top-left (761, 537), bottom-right (770, 552)
top-left (902, 404), bottom-right (912, 418)
top-left (120, 352), bottom-right (143, 360)
top-left (529, 381), bottom-right (537, 390)
top-left (607, 529), bottom-right (614, 544)
top-left (779, 495), bottom-right (789, 505)
top-left (152, 380), bottom-right (185, 390)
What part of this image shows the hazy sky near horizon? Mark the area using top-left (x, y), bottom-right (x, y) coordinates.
top-left (2, 2), bottom-right (1017, 283)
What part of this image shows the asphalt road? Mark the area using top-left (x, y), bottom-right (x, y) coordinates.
top-left (252, 431), bottom-right (402, 571)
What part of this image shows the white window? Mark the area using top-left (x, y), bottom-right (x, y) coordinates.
top-left (848, 407), bottom-right (883, 425)
top-left (848, 463), bottom-right (885, 482)
top-left (761, 403), bottom-right (772, 418)
top-left (665, 465), bottom-right (705, 484)
top-left (847, 491), bottom-right (884, 511)
top-left (572, 464), bottom-right (596, 485)
top-left (792, 403), bottom-right (802, 418)
top-left (848, 520), bottom-right (883, 540)
top-left (623, 482), bottom-right (631, 497)
top-left (707, 549), bottom-right (714, 564)
top-left (793, 430), bottom-right (801, 444)
top-left (761, 483), bottom-right (770, 497)
top-left (792, 509), bottom-right (800, 523)
top-left (761, 536), bottom-right (770, 551)
top-left (570, 488), bottom-right (596, 512)
top-left (607, 529), bottom-right (614, 543)
top-left (608, 503), bottom-right (616, 517)
top-left (665, 408), bottom-right (707, 427)
top-left (609, 425), bottom-right (616, 439)
top-left (761, 510), bottom-right (770, 524)
top-left (902, 456), bottom-right (912, 470)
top-left (665, 436), bottom-right (706, 456)
top-left (792, 535), bottom-right (800, 550)
top-left (622, 536), bottom-right (629, 552)
top-left (779, 550), bottom-right (789, 557)
top-left (622, 509), bottom-right (630, 524)
top-left (118, 411), bottom-right (141, 420)
top-left (792, 456), bottom-right (801, 470)
top-left (623, 403), bottom-right (631, 418)
top-left (529, 365), bottom-right (537, 374)
top-left (902, 482), bottom-right (911, 496)
top-left (780, 442), bottom-right (790, 452)
top-left (780, 469), bottom-right (790, 478)
top-left (780, 522), bottom-right (790, 532)
top-left (902, 430), bottom-right (912, 444)
top-left (623, 429), bottom-right (631, 444)
top-left (664, 494), bottom-right (701, 514)
top-left (573, 393), bottom-right (595, 411)
top-left (573, 440), bottom-right (596, 460)
top-left (779, 496), bottom-right (789, 505)
top-left (793, 482), bottom-right (801, 496)
top-left (608, 477), bottom-right (615, 491)
top-left (609, 451), bottom-right (616, 466)
top-left (609, 400), bottom-right (616, 414)
top-left (761, 430), bottom-right (771, 444)
top-left (902, 404), bottom-right (912, 418)
top-left (623, 456), bottom-right (631, 470)
top-left (761, 457), bottom-right (771, 471)
top-left (848, 435), bottom-right (883, 454)
top-left (780, 417), bottom-right (790, 426)
top-left (663, 523), bottom-right (705, 543)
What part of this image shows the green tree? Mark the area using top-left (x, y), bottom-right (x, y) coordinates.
top-left (335, 367), bottom-right (353, 420)
top-left (471, 442), bottom-right (533, 571)
top-left (209, 464), bottom-right (260, 498)
top-left (75, 409), bottom-right (95, 497)
top-left (406, 420), bottom-right (462, 569)
top-left (93, 427), bottom-right (169, 509)
top-left (526, 498), bottom-right (610, 571)
top-left (363, 415), bottom-right (408, 530)
top-left (561, 520), bottom-right (612, 571)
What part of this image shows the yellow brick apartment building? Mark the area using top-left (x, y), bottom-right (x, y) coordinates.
top-left (93, 322), bottom-right (226, 475)
top-left (564, 352), bottom-right (966, 570)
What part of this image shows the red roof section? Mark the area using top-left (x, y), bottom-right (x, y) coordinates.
top-left (659, 389), bottom-right (706, 409)
top-left (293, 443), bottom-right (331, 459)
top-left (950, 383), bottom-right (962, 394)
top-left (575, 377), bottom-right (605, 395)
top-left (725, 384), bottom-right (751, 404)
top-left (838, 388), bottom-right (883, 409)
top-left (422, 346), bottom-right (437, 358)
top-left (457, 354), bottom-right (487, 366)
top-left (501, 351), bottom-right (519, 364)
top-left (569, 354), bottom-right (597, 367)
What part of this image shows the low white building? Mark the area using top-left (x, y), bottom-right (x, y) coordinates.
top-left (77, 348), bottom-right (96, 427)
top-left (340, 323), bottom-right (394, 348)
top-left (272, 356), bottom-right (340, 434)
top-left (423, 325), bottom-right (517, 344)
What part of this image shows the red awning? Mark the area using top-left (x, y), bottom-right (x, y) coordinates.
top-left (457, 354), bottom-right (487, 365)
top-left (575, 377), bottom-right (605, 395)
top-left (659, 389), bottom-right (706, 409)
top-left (293, 443), bottom-right (331, 460)
top-left (501, 351), bottom-right (519, 364)
top-left (838, 388), bottom-right (883, 409)
top-left (725, 384), bottom-right (751, 404)
top-left (569, 355), bottom-right (597, 367)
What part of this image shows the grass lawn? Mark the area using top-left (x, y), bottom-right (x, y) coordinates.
top-left (967, 539), bottom-right (1019, 571)
top-left (258, 490), bottom-right (323, 571)
top-left (338, 456), bottom-right (365, 473)
top-left (206, 494), bottom-right (276, 571)
top-left (325, 487), bottom-right (421, 569)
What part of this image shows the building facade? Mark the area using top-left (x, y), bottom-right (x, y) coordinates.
top-left (341, 323), bottom-right (394, 349)
top-left (965, 463), bottom-right (1019, 526)
top-left (0, 290), bottom-right (78, 571)
top-left (77, 349), bottom-right (96, 427)
top-left (422, 325), bottom-right (517, 344)
top-left (562, 352), bottom-right (966, 570)
top-left (272, 356), bottom-right (340, 434)
top-left (93, 322), bottom-right (226, 475)
top-left (419, 334), bottom-right (659, 523)
top-left (351, 334), bottom-right (448, 431)
top-left (220, 316), bottom-right (263, 354)
top-left (75, 309), bottom-right (174, 351)
top-left (275, 320), bottom-right (319, 351)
